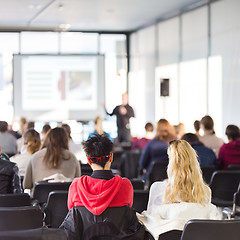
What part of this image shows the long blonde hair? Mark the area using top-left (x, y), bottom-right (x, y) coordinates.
top-left (163, 140), bottom-right (211, 206)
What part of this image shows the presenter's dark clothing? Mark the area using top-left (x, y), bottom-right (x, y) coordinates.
top-left (0, 157), bottom-right (21, 194)
top-left (107, 104), bottom-right (134, 142)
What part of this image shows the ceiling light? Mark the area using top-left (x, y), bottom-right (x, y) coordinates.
top-left (58, 4), bottom-right (64, 11)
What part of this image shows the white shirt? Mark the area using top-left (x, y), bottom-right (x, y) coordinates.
top-left (10, 149), bottom-right (32, 176)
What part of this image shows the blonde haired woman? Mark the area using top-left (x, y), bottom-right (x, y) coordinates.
top-left (138, 140), bottom-right (221, 239)
top-left (11, 129), bottom-right (41, 176)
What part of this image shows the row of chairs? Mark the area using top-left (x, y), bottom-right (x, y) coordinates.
top-left (0, 217), bottom-right (239, 240)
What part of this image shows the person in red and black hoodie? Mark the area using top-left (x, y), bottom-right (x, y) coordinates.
top-left (60, 134), bottom-right (153, 240)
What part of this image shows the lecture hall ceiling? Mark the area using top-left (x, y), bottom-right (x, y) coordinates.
top-left (0, 0), bottom-right (209, 32)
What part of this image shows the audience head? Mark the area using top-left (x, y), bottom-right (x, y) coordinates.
top-left (225, 125), bottom-right (240, 141)
top-left (20, 117), bottom-right (27, 134)
top-left (122, 92), bottom-right (129, 106)
top-left (27, 121), bottom-right (35, 130)
top-left (94, 116), bottom-right (104, 135)
top-left (174, 123), bottom-right (185, 139)
top-left (145, 122), bottom-right (154, 133)
top-left (24, 129), bottom-right (41, 155)
top-left (164, 140), bottom-right (210, 205)
top-left (155, 119), bottom-right (173, 142)
top-left (43, 127), bottom-right (69, 169)
top-left (181, 133), bottom-right (200, 144)
top-left (41, 123), bottom-right (51, 141)
top-left (194, 120), bottom-right (200, 134)
top-left (0, 121), bottom-right (8, 133)
top-left (200, 115), bottom-right (215, 134)
top-left (83, 134), bottom-right (113, 169)
top-left (62, 123), bottom-right (72, 139)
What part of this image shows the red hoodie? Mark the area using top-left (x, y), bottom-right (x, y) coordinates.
top-left (68, 175), bottom-right (133, 215)
top-left (218, 139), bottom-right (240, 169)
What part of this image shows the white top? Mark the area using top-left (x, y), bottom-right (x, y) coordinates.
top-left (10, 149), bottom-right (32, 176)
top-left (137, 181), bottom-right (221, 239)
top-left (69, 139), bottom-right (88, 164)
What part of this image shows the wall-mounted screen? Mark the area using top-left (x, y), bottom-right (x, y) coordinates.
top-left (13, 54), bottom-right (105, 121)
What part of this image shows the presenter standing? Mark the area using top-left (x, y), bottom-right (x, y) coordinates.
top-left (106, 92), bottom-right (134, 143)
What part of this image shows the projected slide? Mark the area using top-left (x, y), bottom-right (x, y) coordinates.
top-left (14, 55), bottom-right (105, 121)
top-left (21, 56), bottom-right (97, 110)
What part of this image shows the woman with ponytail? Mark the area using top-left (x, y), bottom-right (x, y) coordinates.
top-left (11, 129), bottom-right (41, 176)
top-left (23, 127), bottom-right (80, 190)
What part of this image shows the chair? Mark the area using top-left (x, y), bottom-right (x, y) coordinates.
top-left (181, 219), bottom-right (240, 240)
top-left (223, 183), bottom-right (240, 219)
top-left (0, 228), bottom-right (67, 240)
top-left (80, 163), bottom-right (93, 176)
top-left (44, 191), bottom-right (68, 228)
top-left (132, 190), bottom-right (149, 213)
top-left (33, 182), bottom-right (71, 205)
top-left (209, 170), bottom-right (240, 207)
top-left (111, 150), bottom-right (124, 170)
top-left (130, 179), bottom-right (144, 190)
top-left (158, 230), bottom-right (182, 240)
top-left (120, 152), bottom-right (141, 179)
top-left (148, 161), bottom-right (168, 187)
top-left (0, 206), bottom-right (43, 231)
top-left (227, 164), bottom-right (240, 170)
top-left (200, 165), bottom-right (215, 184)
top-left (0, 193), bottom-right (31, 207)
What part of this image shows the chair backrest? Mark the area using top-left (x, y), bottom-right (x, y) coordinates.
top-left (227, 164), bottom-right (240, 170)
top-left (44, 190), bottom-right (68, 228)
top-left (209, 170), bottom-right (240, 207)
top-left (0, 228), bottom-right (67, 240)
top-left (132, 190), bottom-right (149, 213)
top-left (181, 219), bottom-right (240, 240)
top-left (0, 193), bottom-right (31, 207)
top-left (200, 165), bottom-right (215, 184)
top-left (158, 230), bottom-right (182, 240)
top-left (120, 152), bottom-right (141, 179)
top-left (0, 206), bottom-right (43, 231)
top-left (130, 179), bottom-right (144, 190)
top-left (149, 161), bottom-right (168, 187)
top-left (80, 163), bottom-right (93, 176)
top-left (33, 182), bottom-right (71, 205)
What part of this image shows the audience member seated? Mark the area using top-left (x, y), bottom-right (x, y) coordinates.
top-left (0, 145), bottom-right (21, 194)
top-left (62, 123), bottom-right (87, 163)
top-left (218, 125), bottom-right (240, 169)
top-left (181, 133), bottom-right (217, 167)
top-left (23, 127), bottom-right (80, 190)
top-left (16, 117), bottom-right (27, 153)
top-left (88, 116), bottom-right (113, 142)
top-left (60, 134), bottom-right (149, 239)
top-left (11, 129), bottom-right (41, 176)
top-left (194, 120), bottom-right (200, 136)
top-left (199, 115), bottom-right (224, 157)
top-left (0, 121), bottom-right (17, 157)
top-left (139, 119), bottom-right (176, 182)
top-left (137, 140), bottom-right (221, 239)
top-left (41, 123), bottom-right (51, 142)
top-left (132, 122), bottom-right (154, 152)
top-left (174, 122), bottom-right (185, 139)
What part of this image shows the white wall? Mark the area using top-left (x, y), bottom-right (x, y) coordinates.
top-left (130, 0), bottom-right (240, 137)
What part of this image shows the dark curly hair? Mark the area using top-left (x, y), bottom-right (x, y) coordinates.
top-left (82, 134), bottom-right (113, 168)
